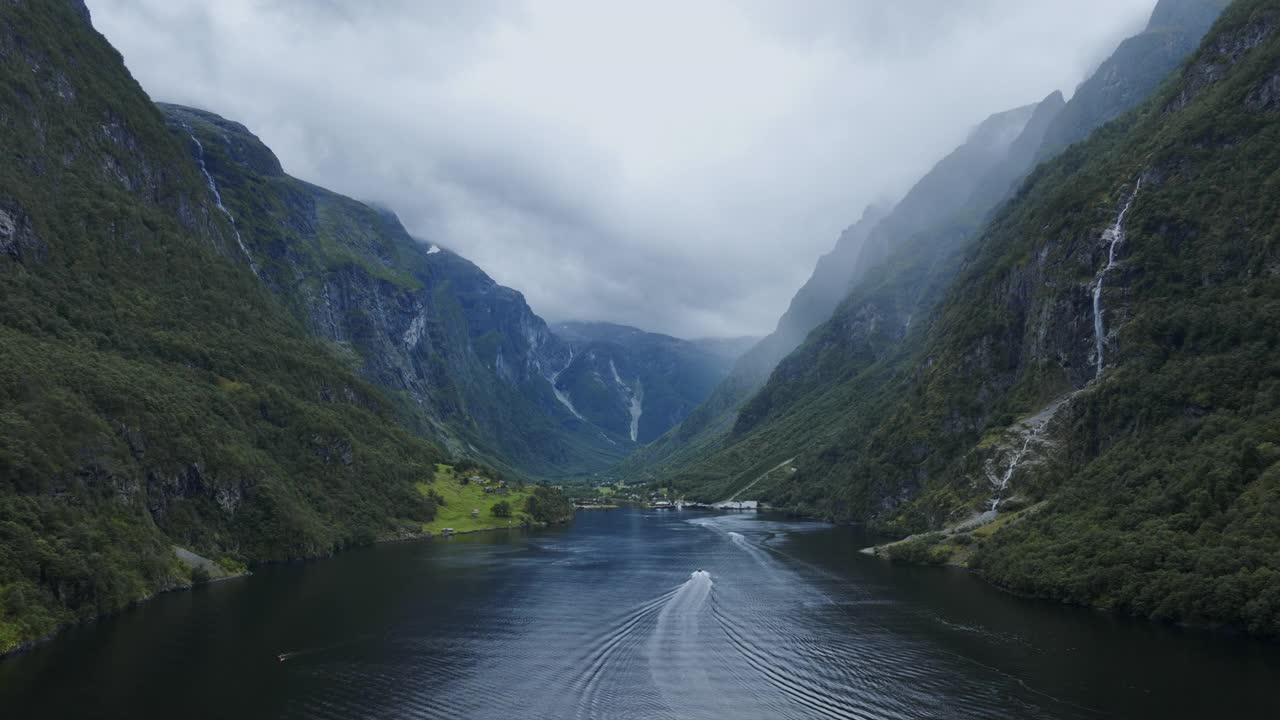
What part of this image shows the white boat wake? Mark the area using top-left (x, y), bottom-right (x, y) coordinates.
top-left (647, 571), bottom-right (715, 716)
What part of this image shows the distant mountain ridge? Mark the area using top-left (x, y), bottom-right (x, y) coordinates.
top-left (550, 321), bottom-right (753, 445)
top-left (157, 106), bottom-right (748, 476)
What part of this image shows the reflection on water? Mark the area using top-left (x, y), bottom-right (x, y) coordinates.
top-left (1, 509), bottom-right (1277, 719)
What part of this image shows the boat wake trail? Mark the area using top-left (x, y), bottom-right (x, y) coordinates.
top-left (275, 643), bottom-right (341, 663)
top-left (563, 585), bottom-right (680, 718)
top-left (726, 530), bottom-right (834, 607)
top-left (712, 605), bottom-right (869, 720)
top-left (727, 531), bottom-right (778, 572)
top-left (647, 571), bottom-right (716, 717)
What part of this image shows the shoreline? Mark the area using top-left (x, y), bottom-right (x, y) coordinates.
top-left (851, 504), bottom-right (1267, 640)
top-left (6, 504), bottom-right (1267, 661)
top-left (0, 516), bottom-right (569, 662)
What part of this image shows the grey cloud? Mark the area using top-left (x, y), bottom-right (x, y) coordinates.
top-left (88, 0), bottom-right (1156, 337)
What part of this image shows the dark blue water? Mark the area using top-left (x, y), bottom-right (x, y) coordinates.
top-left (2, 508), bottom-right (1277, 718)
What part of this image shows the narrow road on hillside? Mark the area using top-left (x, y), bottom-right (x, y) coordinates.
top-left (722, 457), bottom-right (796, 503)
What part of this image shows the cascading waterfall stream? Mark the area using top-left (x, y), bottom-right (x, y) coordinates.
top-left (1091, 178), bottom-right (1141, 377)
top-left (549, 350), bottom-right (585, 420)
top-left (184, 127), bottom-right (260, 278)
top-left (983, 396), bottom-right (1073, 513)
top-left (988, 429), bottom-right (1037, 512)
top-left (609, 359), bottom-right (643, 442)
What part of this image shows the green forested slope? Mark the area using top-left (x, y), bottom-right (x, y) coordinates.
top-left (962, 0), bottom-right (1280, 633)
top-left (652, 0), bottom-right (1280, 634)
top-left (624, 0), bottom-right (1223, 483)
top-left (636, 0), bottom-right (1228, 500)
top-left (0, 0), bottom-right (444, 652)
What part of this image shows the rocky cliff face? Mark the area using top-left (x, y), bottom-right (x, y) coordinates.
top-left (1036, 0), bottom-right (1231, 160)
top-left (157, 104), bottom-right (624, 478)
top-left (865, 0), bottom-right (1280, 636)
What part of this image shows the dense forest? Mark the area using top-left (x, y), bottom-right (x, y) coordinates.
top-left (0, 1), bottom-right (574, 653)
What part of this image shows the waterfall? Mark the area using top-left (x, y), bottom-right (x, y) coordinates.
top-left (988, 430), bottom-right (1037, 512)
top-left (628, 394), bottom-right (642, 442)
top-left (984, 398), bottom-right (1070, 512)
top-left (1091, 179), bottom-right (1141, 377)
top-left (550, 350), bottom-right (585, 420)
top-left (184, 127), bottom-right (260, 278)
top-left (610, 359), bottom-right (643, 442)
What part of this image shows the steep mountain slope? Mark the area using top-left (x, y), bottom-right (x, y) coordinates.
top-left (854, 101), bottom-right (1042, 271)
top-left (549, 322), bottom-right (747, 444)
top-left (156, 104), bottom-right (626, 478)
top-left (620, 98), bottom-right (1057, 479)
top-left (0, 1), bottom-right (446, 652)
top-left (662, 0), bottom-right (1280, 635)
top-left (1036, 0), bottom-right (1231, 159)
top-left (771, 204), bottom-right (890, 358)
top-left (966, 90), bottom-right (1066, 215)
top-left (641, 0), bottom-right (1227, 494)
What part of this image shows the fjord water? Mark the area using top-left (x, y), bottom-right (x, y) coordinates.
top-left (2, 509), bottom-right (1276, 719)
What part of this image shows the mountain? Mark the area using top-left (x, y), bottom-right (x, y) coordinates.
top-left (1036, 0), bottom-right (1231, 159)
top-left (156, 104), bottom-right (625, 479)
top-left (0, 0), bottom-right (452, 652)
top-left (0, 0), bottom-right (587, 653)
top-left (619, 97), bottom-right (1061, 480)
top-left (761, 203), bottom-right (891, 375)
top-left (549, 322), bottom-right (749, 445)
top-left (634, 0), bottom-right (1228, 489)
top-left (966, 90), bottom-right (1067, 215)
top-left (652, 0), bottom-right (1280, 636)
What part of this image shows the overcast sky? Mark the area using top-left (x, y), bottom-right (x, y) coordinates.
top-left (89, 0), bottom-right (1154, 338)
